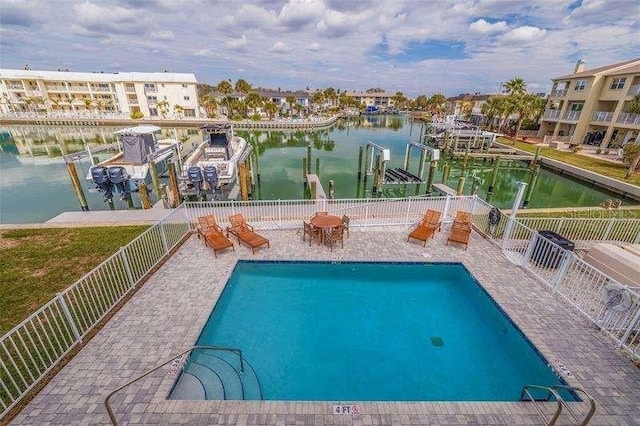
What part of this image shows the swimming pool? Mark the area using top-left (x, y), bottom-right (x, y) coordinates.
top-left (170, 261), bottom-right (575, 401)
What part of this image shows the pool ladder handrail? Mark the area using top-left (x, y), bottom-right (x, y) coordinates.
top-left (520, 384), bottom-right (596, 425)
top-left (104, 345), bottom-right (244, 426)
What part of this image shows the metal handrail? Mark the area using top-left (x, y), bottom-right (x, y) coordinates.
top-left (520, 385), bottom-right (563, 425)
top-left (104, 345), bottom-right (244, 425)
top-left (553, 385), bottom-right (597, 425)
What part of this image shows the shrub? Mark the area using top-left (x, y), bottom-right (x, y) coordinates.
top-left (622, 144), bottom-right (640, 169)
top-left (130, 111), bottom-right (144, 119)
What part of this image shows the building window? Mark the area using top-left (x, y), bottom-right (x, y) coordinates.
top-left (184, 109), bottom-right (195, 117)
top-left (144, 83), bottom-right (157, 92)
top-left (183, 96), bottom-right (190, 101)
top-left (574, 80), bottom-right (586, 91)
top-left (149, 108), bottom-right (158, 117)
top-left (182, 83), bottom-right (188, 88)
top-left (610, 77), bottom-right (626, 90)
top-left (147, 96), bottom-right (157, 103)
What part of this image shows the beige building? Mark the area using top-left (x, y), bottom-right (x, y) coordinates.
top-left (539, 58), bottom-right (640, 149)
top-left (0, 69), bottom-right (201, 118)
top-left (345, 91), bottom-right (397, 111)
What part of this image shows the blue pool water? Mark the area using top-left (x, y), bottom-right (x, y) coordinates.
top-left (179, 261), bottom-right (573, 401)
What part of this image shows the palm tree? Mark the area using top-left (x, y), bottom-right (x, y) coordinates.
top-left (391, 91), bottom-right (407, 111)
top-left (217, 80), bottom-right (233, 117)
top-left (624, 94), bottom-right (640, 178)
top-left (200, 93), bottom-right (218, 118)
top-left (285, 94), bottom-right (297, 116)
top-left (244, 92), bottom-right (264, 118)
top-left (82, 98), bottom-right (94, 114)
top-left (311, 91), bottom-right (325, 114)
top-left (504, 77), bottom-right (527, 95)
top-left (173, 104), bottom-right (184, 118)
top-left (481, 98), bottom-right (500, 130)
top-left (264, 101), bottom-right (278, 119)
top-left (235, 79), bottom-right (252, 94)
top-left (512, 93), bottom-right (540, 137)
top-left (428, 94), bottom-right (446, 117)
top-left (323, 87), bottom-right (337, 109)
top-left (157, 100), bottom-right (170, 118)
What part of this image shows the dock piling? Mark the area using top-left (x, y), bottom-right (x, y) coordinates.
top-left (426, 161), bottom-right (436, 194)
top-left (138, 182), bottom-right (152, 209)
top-left (149, 160), bottom-right (162, 200)
top-left (456, 176), bottom-right (466, 195)
top-left (442, 162), bottom-right (450, 184)
top-left (168, 162), bottom-right (180, 208)
top-left (66, 161), bottom-right (89, 211)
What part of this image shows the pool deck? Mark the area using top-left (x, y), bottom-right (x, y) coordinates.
top-left (11, 226), bottom-right (640, 425)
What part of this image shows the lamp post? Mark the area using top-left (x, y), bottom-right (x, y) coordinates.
top-left (502, 181), bottom-right (528, 247)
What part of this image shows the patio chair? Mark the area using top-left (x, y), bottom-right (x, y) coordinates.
top-left (407, 209), bottom-right (441, 246)
top-left (453, 211), bottom-right (472, 226)
top-left (303, 221), bottom-right (321, 246)
top-left (196, 214), bottom-right (219, 239)
top-left (341, 215), bottom-right (350, 238)
top-left (311, 211), bottom-right (328, 219)
top-left (446, 221), bottom-right (471, 250)
top-left (203, 224), bottom-right (234, 258)
top-left (226, 214), bottom-right (270, 254)
top-left (325, 226), bottom-right (344, 251)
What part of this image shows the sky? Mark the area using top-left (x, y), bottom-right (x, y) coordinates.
top-left (1, 0), bottom-right (639, 97)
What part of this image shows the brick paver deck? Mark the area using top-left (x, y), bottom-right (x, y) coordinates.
top-left (11, 226), bottom-right (640, 425)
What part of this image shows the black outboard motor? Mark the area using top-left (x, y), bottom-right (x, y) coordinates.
top-left (187, 166), bottom-right (204, 197)
top-left (203, 165), bottom-right (218, 198)
top-left (90, 166), bottom-right (113, 202)
top-left (108, 166), bottom-right (131, 201)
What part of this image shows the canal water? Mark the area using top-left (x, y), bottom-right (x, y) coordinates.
top-left (0, 116), bottom-right (636, 224)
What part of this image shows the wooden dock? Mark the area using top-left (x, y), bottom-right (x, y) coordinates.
top-left (451, 152), bottom-right (535, 161)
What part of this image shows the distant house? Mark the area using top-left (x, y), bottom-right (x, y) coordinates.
top-left (445, 93), bottom-right (507, 126)
top-left (539, 58), bottom-right (640, 148)
top-left (212, 89), bottom-right (309, 116)
top-left (344, 91), bottom-right (397, 111)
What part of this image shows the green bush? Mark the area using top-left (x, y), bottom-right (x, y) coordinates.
top-left (622, 144), bottom-right (640, 169)
top-left (130, 110), bottom-right (144, 119)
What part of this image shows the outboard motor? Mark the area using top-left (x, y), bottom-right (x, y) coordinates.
top-left (187, 166), bottom-right (204, 197)
top-left (90, 166), bottom-right (113, 202)
top-left (108, 166), bottom-right (131, 201)
top-left (203, 165), bottom-right (218, 198)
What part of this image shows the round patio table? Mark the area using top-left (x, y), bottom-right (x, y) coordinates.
top-left (310, 215), bottom-right (342, 243)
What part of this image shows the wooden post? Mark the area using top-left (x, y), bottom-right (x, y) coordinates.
top-left (315, 157), bottom-right (320, 177)
top-left (357, 145), bottom-right (364, 180)
top-left (149, 160), bottom-right (162, 199)
top-left (532, 146), bottom-right (542, 169)
top-left (138, 182), bottom-right (152, 209)
top-left (426, 161), bottom-right (436, 194)
top-left (328, 179), bottom-right (335, 199)
top-left (126, 192), bottom-right (135, 209)
top-left (107, 199), bottom-right (115, 210)
top-left (523, 164), bottom-right (540, 207)
top-left (307, 144), bottom-right (312, 175)
top-left (456, 176), bottom-right (466, 195)
top-left (442, 162), bottom-right (450, 184)
top-left (310, 180), bottom-right (317, 199)
top-left (168, 162), bottom-right (180, 208)
top-left (471, 176), bottom-right (480, 195)
top-left (417, 149), bottom-right (426, 180)
top-left (302, 157), bottom-right (308, 185)
top-left (488, 156), bottom-right (501, 194)
top-left (239, 161), bottom-right (249, 201)
top-left (66, 161), bottom-right (89, 211)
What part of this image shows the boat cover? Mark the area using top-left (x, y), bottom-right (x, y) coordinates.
top-left (122, 133), bottom-right (156, 164)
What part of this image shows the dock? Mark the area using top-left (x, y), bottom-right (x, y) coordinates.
top-left (384, 168), bottom-right (423, 184)
top-left (451, 152), bottom-right (535, 161)
top-left (431, 183), bottom-right (458, 196)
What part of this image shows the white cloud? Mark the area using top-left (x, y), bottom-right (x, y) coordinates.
top-left (225, 35), bottom-right (248, 50)
top-left (149, 30), bottom-right (174, 41)
top-left (469, 19), bottom-right (509, 35)
top-left (277, 0), bottom-right (325, 30)
top-left (307, 42), bottom-right (320, 51)
top-left (501, 26), bottom-right (547, 44)
top-left (269, 41), bottom-right (291, 54)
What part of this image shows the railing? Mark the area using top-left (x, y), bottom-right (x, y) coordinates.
top-left (628, 85), bottom-right (640, 96)
top-left (520, 384), bottom-right (596, 425)
top-left (617, 112), bottom-right (640, 125)
top-left (544, 110), bottom-right (561, 120)
top-left (0, 207), bottom-right (190, 420)
top-left (104, 345), bottom-right (244, 426)
top-left (543, 135), bottom-right (572, 145)
top-left (563, 111), bottom-right (582, 121)
top-left (591, 111), bottom-right (613, 122)
top-left (473, 198), bottom-right (640, 362)
top-left (550, 89), bottom-right (568, 97)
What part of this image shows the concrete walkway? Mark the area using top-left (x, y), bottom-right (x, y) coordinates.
top-left (11, 226), bottom-right (640, 425)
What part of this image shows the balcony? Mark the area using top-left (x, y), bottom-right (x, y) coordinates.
top-left (591, 111), bottom-right (613, 122)
top-left (628, 85), bottom-right (640, 96)
top-left (617, 112), bottom-right (640, 126)
top-left (91, 86), bottom-right (111, 93)
top-left (563, 110), bottom-right (581, 121)
top-left (543, 110), bottom-right (561, 120)
top-left (46, 85), bottom-right (67, 92)
top-left (7, 84), bottom-right (24, 90)
top-left (144, 87), bottom-right (157, 94)
top-left (125, 86), bottom-right (136, 93)
top-left (550, 89), bottom-right (568, 97)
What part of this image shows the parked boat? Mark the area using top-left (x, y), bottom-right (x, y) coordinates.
top-left (180, 123), bottom-right (251, 199)
top-left (87, 125), bottom-right (179, 201)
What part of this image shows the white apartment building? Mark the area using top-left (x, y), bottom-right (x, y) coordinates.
top-left (345, 91), bottom-right (397, 111)
top-left (0, 69), bottom-right (201, 118)
top-left (539, 58), bottom-right (640, 149)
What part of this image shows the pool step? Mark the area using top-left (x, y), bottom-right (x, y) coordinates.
top-left (169, 349), bottom-right (262, 401)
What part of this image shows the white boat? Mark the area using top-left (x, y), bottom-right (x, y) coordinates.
top-left (86, 125), bottom-right (179, 201)
top-left (181, 123), bottom-right (251, 198)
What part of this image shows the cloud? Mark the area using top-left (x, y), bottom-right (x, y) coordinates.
top-left (501, 26), bottom-right (547, 44)
top-left (269, 41), bottom-right (291, 53)
top-left (0, 0), bottom-right (42, 26)
top-left (149, 30), bottom-right (174, 41)
top-left (225, 35), bottom-right (248, 50)
top-left (277, 0), bottom-right (325, 31)
top-left (469, 19), bottom-right (509, 35)
top-left (307, 42), bottom-right (320, 51)
top-left (73, 1), bottom-right (146, 36)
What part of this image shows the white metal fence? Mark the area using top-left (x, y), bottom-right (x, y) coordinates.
top-left (2, 194), bottom-right (640, 420)
top-left (0, 208), bottom-right (190, 419)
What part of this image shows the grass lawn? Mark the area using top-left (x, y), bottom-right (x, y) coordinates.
top-left (517, 209), bottom-right (640, 219)
top-left (0, 226), bottom-right (148, 335)
top-left (497, 137), bottom-right (640, 187)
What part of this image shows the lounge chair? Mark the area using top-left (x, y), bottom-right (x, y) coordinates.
top-left (325, 226), bottom-right (344, 251)
top-left (226, 214), bottom-right (270, 254)
top-left (407, 209), bottom-right (441, 246)
top-left (196, 214), bottom-right (219, 239)
top-left (303, 221), bottom-right (321, 246)
top-left (453, 211), bottom-right (472, 225)
top-left (202, 225), bottom-right (234, 257)
top-left (447, 221), bottom-right (471, 250)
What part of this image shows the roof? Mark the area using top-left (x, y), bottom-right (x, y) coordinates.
top-left (0, 69), bottom-right (198, 83)
top-left (345, 91), bottom-right (398, 97)
top-left (114, 125), bottom-right (162, 135)
top-left (446, 93), bottom-right (503, 102)
top-left (554, 57), bottom-right (640, 80)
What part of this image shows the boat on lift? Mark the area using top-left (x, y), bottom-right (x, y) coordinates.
top-left (86, 125), bottom-right (179, 202)
top-left (180, 123), bottom-right (251, 199)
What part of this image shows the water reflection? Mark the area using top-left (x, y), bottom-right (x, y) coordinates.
top-left (0, 117), bottom-right (636, 223)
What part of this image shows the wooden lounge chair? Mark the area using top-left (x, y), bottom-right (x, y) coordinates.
top-left (453, 211), bottom-right (472, 226)
top-left (303, 221), bottom-right (321, 246)
top-left (203, 225), bottom-right (234, 257)
top-left (447, 221), bottom-right (471, 250)
top-left (196, 214), bottom-right (219, 239)
top-left (325, 226), bottom-right (344, 251)
top-left (407, 209), bottom-right (441, 246)
top-left (341, 215), bottom-right (350, 238)
top-left (226, 214), bottom-right (270, 254)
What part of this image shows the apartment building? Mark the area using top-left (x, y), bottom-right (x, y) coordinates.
top-left (539, 58), bottom-right (640, 148)
top-left (345, 91), bottom-right (397, 111)
top-left (0, 69), bottom-right (201, 118)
